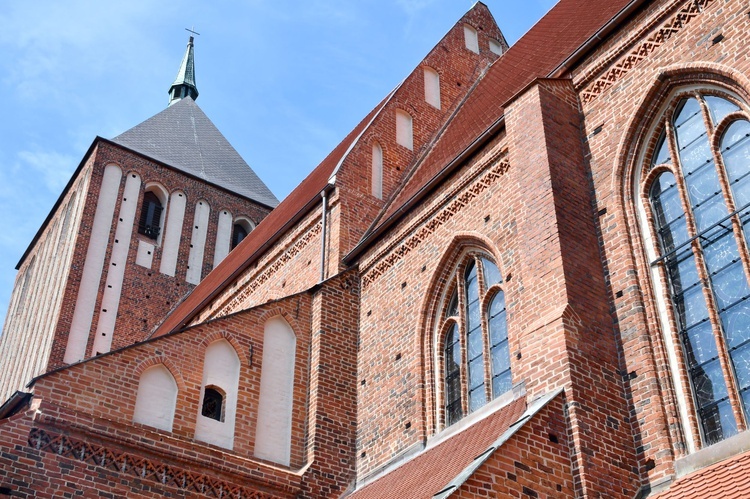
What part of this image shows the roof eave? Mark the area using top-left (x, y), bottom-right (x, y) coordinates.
top-left (152, 182), bottom-right (336, 336)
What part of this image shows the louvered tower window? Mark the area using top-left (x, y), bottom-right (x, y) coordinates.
top-left (646, 92), bottom-right (750, 445)
top-left (138, 191), bottom-right (163, 240)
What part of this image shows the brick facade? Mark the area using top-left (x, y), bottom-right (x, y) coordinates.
top-left (3, 0), bottom-right (750, 497)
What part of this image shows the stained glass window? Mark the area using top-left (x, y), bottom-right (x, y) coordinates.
top-left (647, 92), bottom-right (749, 445)
top-left (441, 254), bottom-right (511, 428)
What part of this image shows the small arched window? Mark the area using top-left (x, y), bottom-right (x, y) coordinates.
top-left (201, 386), bottom-right (225, 422)
top-left (645, 91), bottom-right (750, 446)
top-left (440, 254), bottom-right (510, 427)
top-left (133, 364), bottom-right (178, 432)
top-left (138, 191), bottom-right (163, 240)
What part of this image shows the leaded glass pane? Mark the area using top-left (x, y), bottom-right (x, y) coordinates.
top-left (492, 370), bottom-right (512, 398)
top-left (711, 261), bottom-right (750, 310)
top-left (674, 283), bottom-right (709, 329)
top-left (682, 320), bottom-right (718, 368)
top-left (732, 342), bottom-right (750, 390)
top-left (464, 260), bottom-right (485, 413)
top-left (685, 161), bottom-right (720, 208)
top-left (482, 258), bottom-right (502, 287)
top-left (446, 290), bottom-right (458, 317)
top-left (701, 399), bottom-right (737, 445)
top-left (488, 292), bottom-right (511, 399)
top-left (722, 301), bottom-right (750, 348)
top-left (668, 252), bottom-right (700, 295)
top-left (443, 324), bottom-right (462, 426)
top-left (705, 96), bottom-right (740, 125)
top-left (691, 184), bottom-right (727, 230)
top-left (653, 131), bottom-right (672, 166)
top-left (692, 359), bottom-right (729, 408)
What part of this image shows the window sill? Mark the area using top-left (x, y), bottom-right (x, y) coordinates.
top-left (675, 429), bottom-right (750, 478)
top-left (427, 381), bottom-right (526, 451)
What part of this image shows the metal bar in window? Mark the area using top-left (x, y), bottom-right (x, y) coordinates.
top-left (651, 200), bottom-right (750, 267)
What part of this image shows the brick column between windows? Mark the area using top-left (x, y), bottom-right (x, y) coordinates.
top-left (505, 78), bottom-right (640, 498)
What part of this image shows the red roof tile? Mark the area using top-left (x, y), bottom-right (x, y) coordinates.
top-left (152, 98), bottom-right (388, 337)
top-left (653, 450), bottom-right (750, 499)
top-left (346, 397), bottom-right (526, 499)
top-left (352, 0), bottom-right (636, 259)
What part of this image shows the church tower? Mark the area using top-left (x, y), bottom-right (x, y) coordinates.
top-left (0, 36), bottom-right (277, 402)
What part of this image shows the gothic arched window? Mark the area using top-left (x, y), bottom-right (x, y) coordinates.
top-left (440, 254), bottom-right (511, 427)
top-left (646, 91), bottom-right (750, 446)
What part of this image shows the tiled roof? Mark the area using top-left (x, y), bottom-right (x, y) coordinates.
top-left (151, 97), bottom-right (389, 337)
top-left (346, 397), bottom-right (526, 499)
top-left (353, 0), bottom-right (635, 258)
top-left (112, 97), bottom-right (278, 207)
top-left (653, 450), bottom-right (750, 499)
top-left (152, 0), bottom-right (635, 336)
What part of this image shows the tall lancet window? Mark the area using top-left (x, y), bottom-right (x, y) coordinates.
top-left (646, 91), bottom-right (750, 445)
top-left (440, 253), bottom-right (511, 428)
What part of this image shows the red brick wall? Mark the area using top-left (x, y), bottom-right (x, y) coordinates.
top-left (453, 394), bottom-right (574, 498)
top-left (48, 141), bottom-right (272, 369)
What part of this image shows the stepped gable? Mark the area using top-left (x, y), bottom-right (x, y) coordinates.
top-left (351, 0), bottom-right (634, 258)
top-left (152, 96), bottom-right (390, 337)
top-left (112, 97), bottom-right (278, 208)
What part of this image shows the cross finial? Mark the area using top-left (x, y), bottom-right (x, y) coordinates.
top-left (185, 27), bottom-right (200, 37)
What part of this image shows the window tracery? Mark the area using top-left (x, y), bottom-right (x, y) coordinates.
top-left (440, 253), bottom-right (511, 427)
top-left (645, 90), bottom-right (750, 445)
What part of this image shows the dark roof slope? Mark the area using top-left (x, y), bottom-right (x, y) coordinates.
top-left (352, 0), bottom-right (636, 259)
top-left (112, 97), bottom-right (278, 207)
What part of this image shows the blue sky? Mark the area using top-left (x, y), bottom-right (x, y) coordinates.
top-left (0, 0), bottom-right (556, 326)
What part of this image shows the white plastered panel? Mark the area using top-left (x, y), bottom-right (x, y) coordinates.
top-left (424, 67), bottom-right (441, 109)
top-left (133, 365), bottom-right (178, 432)
top-left (91, 172), bottom-right (141, 355)
top-left (213, 210), bottom-right (233, 268)
top-left (64, 164), bottom-right (122, 364)
top-left (186, 200), bottom-right (210, 285)
top-left (195, 340), bottom-right (240, 449)
top-left (159, 191), bottom-right (186, 277)
top-left (254, 317), bottom-right (296, 466)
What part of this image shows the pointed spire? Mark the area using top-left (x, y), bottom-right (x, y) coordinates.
top-left (168, 35), bottom-right (198, 106)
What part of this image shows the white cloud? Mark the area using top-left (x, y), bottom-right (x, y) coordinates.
top-left (17, 150), bottom-right (77, 193)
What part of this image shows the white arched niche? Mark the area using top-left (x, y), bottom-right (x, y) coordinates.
top-left (254, 317), bottom-right (296, 466)
top-left (133, 364), bottom-right (178, 432)
top-left (195, 339), bottom-right (240, 449)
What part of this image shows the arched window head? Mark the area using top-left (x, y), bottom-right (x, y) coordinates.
top-left (201, 386), bottom-right (225, 422)
top-left (138, 191), bottom-right (163, 240)
top-left (439, 252), bottom-right (510, 428)
top-left (643, 90), bottom-right (750, 447)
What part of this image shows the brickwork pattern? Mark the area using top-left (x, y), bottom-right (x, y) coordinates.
top-left (47, 141), bottom-right (272, 369)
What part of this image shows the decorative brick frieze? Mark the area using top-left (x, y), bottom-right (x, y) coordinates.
top-left (579, 0), bottom-right (716, 104)
top-left (28, 428), bottom-right (283, 499)
top-left (206, 222), bottom-right (323, 319)
top-left (361, 157), bottom-right (509, 289)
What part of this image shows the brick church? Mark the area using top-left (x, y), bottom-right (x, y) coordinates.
top-left (1, 0), bottom-right (749, 496)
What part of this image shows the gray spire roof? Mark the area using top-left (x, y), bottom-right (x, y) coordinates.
top-left (169, 36), bottom-right (198, 105)
top-left (112, 97), bottom-right (278, 207)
